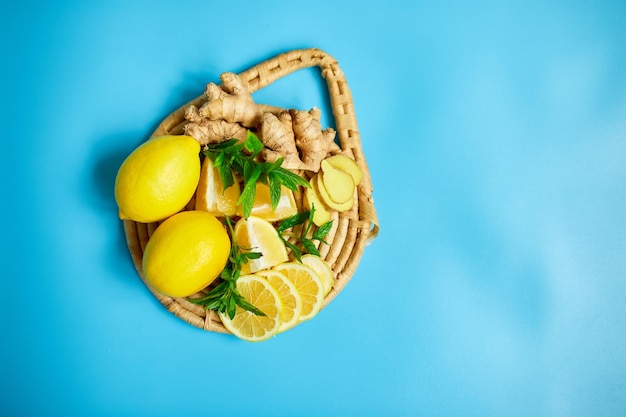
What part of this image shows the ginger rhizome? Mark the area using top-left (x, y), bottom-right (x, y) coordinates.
top-left (184, 72), bottom-right (338, 171)
top-left (292, 108), bottom-right (336, 172)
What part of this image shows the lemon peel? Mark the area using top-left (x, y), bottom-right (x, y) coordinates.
top-left (115, 135), bottom-right (200, 223)
top-left (142, 210), bottom-right (230, 298)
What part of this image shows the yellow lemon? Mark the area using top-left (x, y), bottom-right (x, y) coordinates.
top-left (273, 262), bottom-right (324, 322)
top-left (256, 270), bottom-right (302, 332)
top-left (115, 135), bottom-right (201, 223)
top-left (219, 275), bottom-right (283, 342)
top-left (233, 216), bottom-right (288, 274)
top-left (142, 210), bottom-right (230, 297)
top-left (300, 254), bottom-right (334, 296)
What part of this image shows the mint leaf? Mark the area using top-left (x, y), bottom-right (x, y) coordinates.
top-left (273, 167), bottom-right (310, 191)
top-left (283, 239), bottom-right (303, 262)
top-left (227, 295), bottom-right (237, 319)
top-left (235, 295), bottom-right (266, 317)
top-left (244, 131), bottom-right (264, 156)
top-left (276, 209), bottom-right (332, 260)
top-left (268, 174), bottom-right (282, 211)
top-left (218, 164), bottom-right (235, 190)
top-left (301, 238), bottom-right (319, 257)
top-left (207, 138), bottom-right (239, 150)
top-left (262, 157), bottom-right (285, 174)
top-left (277, 211), bottom-right (310, 232)
top-left (312, 220), bottom-right (333, 242)
top-left (239, 164), bottom-right (262, 218)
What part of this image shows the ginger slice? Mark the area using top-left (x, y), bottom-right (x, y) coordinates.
top-left (315, 173), bottom-right (354, 212)
top-left (303, 176), bottom-right (332, 226)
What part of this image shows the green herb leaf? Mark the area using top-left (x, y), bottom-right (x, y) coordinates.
top-left (244, 131), bottom-right (264, 156)
top-left (273, 167), bottom-right (310, 191)
top-left (238, 164), bottom-right (262, 218)
top-left (283, 239), bottom-right (303, 262)
top-left (240, 251), bottom-right (262, 264)
top-left (268, 173), bottom-right (282, 211)
top-left (277, 211), bottom-right (310, 233)
top-left (312, 220), bottom-right (333, 242)
top-left (227, 295), bottom-right (237, 319)
top-left (301, 238), bottom-right (319, 257)
top-left (262, 157), bottom-right (285, 174)
top-left (218, 164), bottom-right (235, 191)
top-left (276, 209), bottom-right (332, 261)
top-left (207, 138), bottom-right (239, 150)
top-left (235, 296), bottom-right (266, 317)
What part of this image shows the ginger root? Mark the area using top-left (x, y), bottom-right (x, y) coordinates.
top-left (184, 72), bottom-right (338, 171)
top-left (184, 107), bottom-right (247, 145)
top-left (257, 108), bottom-right (337, 172)
top-left (291, 108), bottom-right (337, 172)
top-left (198, 72), bottom-right (261, 127)
top-left (258, 111), bottom-right (300, 169)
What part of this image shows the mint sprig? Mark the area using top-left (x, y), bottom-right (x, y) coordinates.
top-left (277, 205), bottom-right (333, 261)
top-left (203, 131), bottom-right (310, 219)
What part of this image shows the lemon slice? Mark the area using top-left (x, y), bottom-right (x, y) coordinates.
top-left (218, 275), bottom-right (283, 342)
top-left (234, 216), bottom-right (289, 274)
top-left (300, 254), bottom-right (334, 296)
top-left (257, 270), bottom-right (302, 332)
top-left (273, 262), bottom-right (324, 322)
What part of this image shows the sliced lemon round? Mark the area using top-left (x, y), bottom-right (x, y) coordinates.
top-left (273, 262), bottom-right (324, 322)
top-left (300, 254), bottom-right (334, 296)
top-left (218, 275), bottom-right (282, 342)
top-left (233, 216), bottom-right (288, 274)
top-left (257, 270), bottom-right (302, 332)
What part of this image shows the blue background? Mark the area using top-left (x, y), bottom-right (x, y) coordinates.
top-left (2, 1), bottom-right (626, 416)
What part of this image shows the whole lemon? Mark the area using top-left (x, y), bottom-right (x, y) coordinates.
top-left (115, 135), bottom-right (201, 223)
top-left (142, 210), bottom-right (231, 297)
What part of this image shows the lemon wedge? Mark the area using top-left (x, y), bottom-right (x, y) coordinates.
top-left (234, 216), bottom-right (288, 274)
top-left (195, 156), bottom-right (240, 216)
top-left (236, 183), bottom-right (298, 222)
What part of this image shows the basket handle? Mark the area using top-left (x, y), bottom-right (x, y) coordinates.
top-left (236, 48), bottom-right (379, 241)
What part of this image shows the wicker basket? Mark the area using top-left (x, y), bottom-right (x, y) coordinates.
top-left (123, 48), bottom-right (379, 334)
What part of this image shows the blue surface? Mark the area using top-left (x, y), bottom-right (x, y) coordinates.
top-left (2, 1), bottom-right (626, 416)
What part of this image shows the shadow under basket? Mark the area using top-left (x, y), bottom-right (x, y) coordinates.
top-left (122, 48), bottom-right (380, 334)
